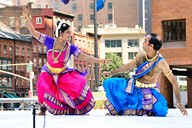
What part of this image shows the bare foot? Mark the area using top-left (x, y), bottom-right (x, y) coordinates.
top-left (105, 113), bottom-right (120, 116)
top-left (105, 113), bottom-right (111, 116)
top-left (37, 111), bottom-right (46, 116)
top-left (37, 107), bottom-right (46, 116)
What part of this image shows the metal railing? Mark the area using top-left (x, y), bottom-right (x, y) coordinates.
top-left (0, 98), bottom-right (39, 110)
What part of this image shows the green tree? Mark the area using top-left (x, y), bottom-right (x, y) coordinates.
top-left (100, 52), bottom-right (130, 83)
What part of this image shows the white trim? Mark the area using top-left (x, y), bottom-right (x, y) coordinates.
top-left (55, 21), bottom-right (64, 37)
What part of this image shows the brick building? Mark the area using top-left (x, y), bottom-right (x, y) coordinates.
top-left (73, 32), bottom-right (100, 91)
top-left (12, 0), bottom-right (139, 32)
top-left (152, 0), bottom-right (192, 107)
top-left (0, 22), bottom-right (31, 97)
top-left (0, 3), bottom-right (100, 96)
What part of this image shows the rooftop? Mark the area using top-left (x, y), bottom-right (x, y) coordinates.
top-left (0, 22), bottom-right (31, 42)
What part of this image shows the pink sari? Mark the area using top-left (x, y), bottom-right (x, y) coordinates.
top-left (37, 34), bottom-right (95, 115)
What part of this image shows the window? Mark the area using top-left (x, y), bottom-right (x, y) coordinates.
top-left (43, 46), bottom-right (46, 53)
top-left (108, 14), bottom-right (112, 21)
top-left (105, 40), bottom-right (121, 47)
top-left (27, 48), bottom-right (31, 56)
top-left (88, 42), bottom-right (91, 49)
top-left (2, 60), bottom-right (7, 70)
top-left (128, 39), bottom-right (139, 47)
top-left (7, 60), bottom-right (12, 70)
top-left (22, 48), bottom-right (25, 56)
top-left (54, 3), bottom-right (59, 10)
top-left (37, 4), bottom-right (41, 8)
top-left (72, 4), bottom-right (77, 11)
top-left (162, 19), bottom-right (186, 42)
top-left (78, 14), bottom-right (82, 22)
top-left (108, 2), bottom-right (112, 10)
top-left (9, 46), bottom-right (13, 55)
top-left (16, 47), bottom-right (19, 55)
top-left (20, 16), bottom-right (25, 26)
top-left (90, 14), bottom-right (94, 22)
top-left (15, 60), bottom-right (18, 71)
top-left (4, 45), bottom-right (7, 55)
top-left (21, 79), bottom-right (24, 86)
top-left (36, 17), bottom-right (42, 24)
top-left (39, 58), bottom-right (42, 68)
top-left (89, 80), bottom-right (91, 87)
top-left (79, 65), bottom-right (82, 71)
top-left (33, 45), bottom-right (36, 53)
top-left (90, 3), bottom-right (94, 10)
top-left (38, 45), bottom-right (42, 53)
top-left (0, 44), bottom-right (1, 55)
top-left (43, 58), bottom-right (46, 64)
top-left (9, 17), bottom-right (15, 27)
top-left (116, 52), bottom-right (122, 57)
top-left (2, 77), bottom-right (8, 87)
top-left (78, 26), bottom-right (82, 32)
top-left (179, 77), bottom-right (187, 81)
top-left (128, 52), bottom-right (137, 60)
top-left (88, 65), bottom-right (91, 75)
top-left (33, 57), bottom-right (37, 67)
top-left (7, 77), bottom-right (12, 87)
top-left (0, 77), bottom-right (1, 87)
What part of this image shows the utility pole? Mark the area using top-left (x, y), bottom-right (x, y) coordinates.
top-left (94, 0), bottom-right (99, 91)
top-left (142, 0), bottom-right (145, 32)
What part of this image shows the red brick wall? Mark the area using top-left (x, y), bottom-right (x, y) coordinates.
top-left (152, 0), bottom-right (192, 66)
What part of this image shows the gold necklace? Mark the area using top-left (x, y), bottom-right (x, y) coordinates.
top-left (52, 41), bottom-right (66, 63)
top-left (146, 51), bottom-right (159, 62)
top-left (55, 41), bottom-right (64, 45)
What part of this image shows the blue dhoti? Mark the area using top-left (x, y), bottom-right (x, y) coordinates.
top-left (104, 57), bottom-right (168, 116)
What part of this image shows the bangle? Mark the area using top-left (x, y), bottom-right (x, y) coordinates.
top-left (98, 59), bottom-right (102, 64)
top-left (165, 70), bottom-right (172, 77)
top-left (25, 17), bottom-right (29, 22)
top-left (177, 103), bottom-right (182, 106)
top-left (109, 71), bottom-right (112, 77)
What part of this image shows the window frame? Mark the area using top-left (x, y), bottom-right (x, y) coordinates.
top-left (162, 19), bottom-right (186, 42)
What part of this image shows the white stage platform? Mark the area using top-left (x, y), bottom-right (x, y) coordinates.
top-left (0, 109), bottom-right (191, 128)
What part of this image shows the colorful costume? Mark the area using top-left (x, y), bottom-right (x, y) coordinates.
top-left (37, 34), bottom-right (95, 115)
top-left (104, 56), bottom-right (168, 116)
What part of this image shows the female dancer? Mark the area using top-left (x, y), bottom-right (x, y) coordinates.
top-left (23, 7), bottom-right (104, 115)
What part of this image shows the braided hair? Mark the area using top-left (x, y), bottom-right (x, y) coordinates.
top-left (54, 21), bottom-right (70, 38)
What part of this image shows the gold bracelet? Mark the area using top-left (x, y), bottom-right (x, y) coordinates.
top-left (165, 70), bottom-right (172, 77)
top-left (177, 103), bottom-right (182, 106)
top-left (109, 71), bottom-right (112, 77)
top-left (98, 59), bottom-right (103, 64)
top-left (25, 17), bottom-right (29, 22)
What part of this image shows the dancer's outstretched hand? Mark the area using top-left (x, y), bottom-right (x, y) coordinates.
top-left (102, 71), bottom-right (112, 78)
top-left (177, 103), bottom-right (188, 116)
top-left (99, 59), bottom-right (111, 64)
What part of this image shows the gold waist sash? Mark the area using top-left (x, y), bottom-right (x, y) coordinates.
top-left (47, 63), bottom-right (66, 74)
top-left (135, 80), bottom-right (156, 88)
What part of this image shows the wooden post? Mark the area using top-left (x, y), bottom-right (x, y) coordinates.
top-left (187, 70), bottom-right (192, 108)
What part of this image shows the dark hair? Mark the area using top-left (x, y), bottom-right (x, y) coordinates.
top-left (148, 33), bottom-right (162, 50)
top-left (54, 21), bottom-right (70, 38)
